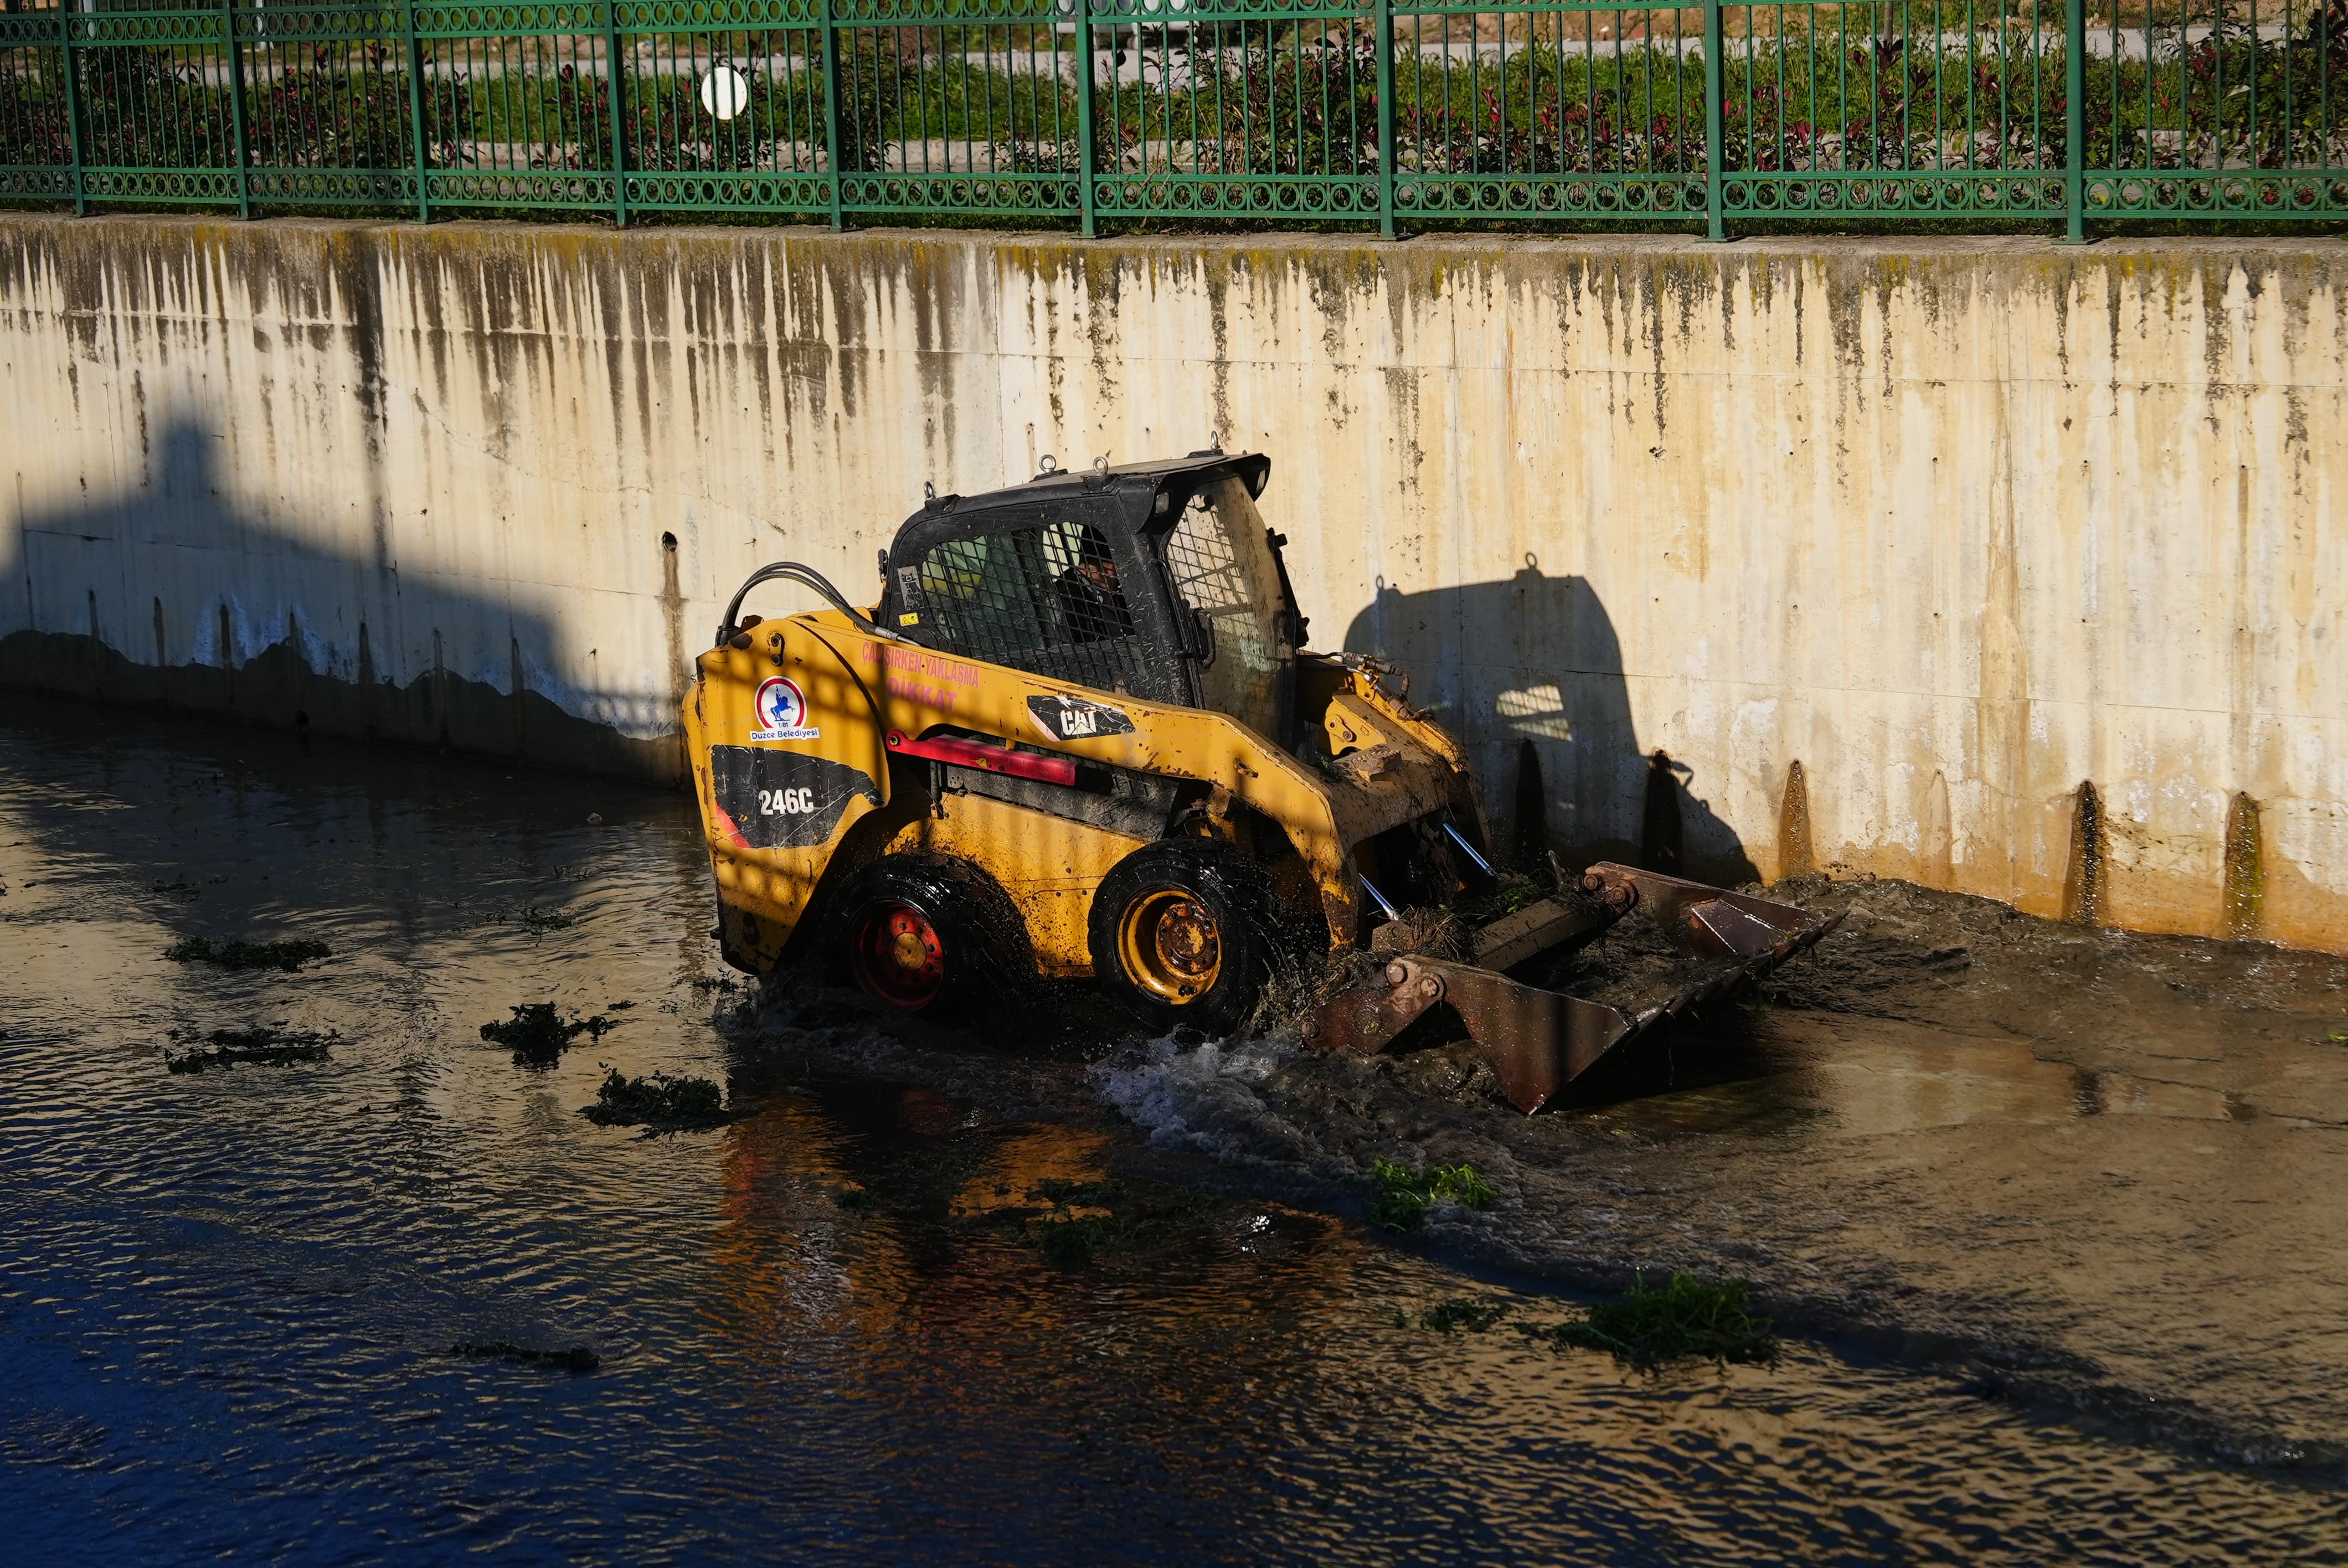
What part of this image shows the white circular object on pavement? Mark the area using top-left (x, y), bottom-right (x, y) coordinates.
top-left (700, 65), bottom-right (750, 121)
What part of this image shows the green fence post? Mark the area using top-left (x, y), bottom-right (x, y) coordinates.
top-left (604, 0), bottom-right (628, 228)
top-left (1075, 2), bottom-right (1096, 238)
top-left (220, 0), bottom-right (251, 217)
top-left (1702, 0), bottom-right (1725, 240)
top-left (1375, 0), bottom-right (1393, 240)
top-left (403, 0), bottom-right (431, 222)
top-left (820, 0), bottom-right (843, 230)
top-left (2063, 0), bottom-right (2086, 241)
top-left (58, 8), bottom-right (84, 215)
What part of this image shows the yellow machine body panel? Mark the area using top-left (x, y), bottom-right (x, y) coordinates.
top-left (683, 617), bottom-right (893, 972)
top-left (684, 606), bottom-right (1472, 976)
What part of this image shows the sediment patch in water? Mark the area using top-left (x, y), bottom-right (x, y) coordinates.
top-left (1018, 1176), bottom-right (1222, 1264)
top-left (448, 1341), bottom-right (602, 1374)
top-left (163, 936), bottom-right (333, 973)
top-left (162, 1024), bottom-right (337, 1074)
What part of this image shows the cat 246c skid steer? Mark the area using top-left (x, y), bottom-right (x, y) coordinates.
top-left (682, 448), bottom-right (1838, 1113)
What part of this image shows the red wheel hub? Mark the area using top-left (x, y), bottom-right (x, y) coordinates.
top-left (849, 902), bottom-right (946, 1010)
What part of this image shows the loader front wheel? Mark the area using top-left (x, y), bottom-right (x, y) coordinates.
top-left (826, 854), bottom-right (1034, 1024)
top-left (847, 903), bottom-right (948, 1010)
top-left (1091, 839), bottom-right (1274, 1035)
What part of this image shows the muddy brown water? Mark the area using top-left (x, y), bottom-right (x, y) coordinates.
top-left (3, 689), bottom-right (2346, 1564)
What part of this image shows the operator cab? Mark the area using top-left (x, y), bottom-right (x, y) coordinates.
top-left (875, 450), bottom-right (1307, 746)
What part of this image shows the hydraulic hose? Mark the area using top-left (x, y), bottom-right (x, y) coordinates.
top-left (716, 561), bottom-right (904, 648)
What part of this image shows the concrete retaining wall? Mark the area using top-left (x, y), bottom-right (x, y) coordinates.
top-left (1, 215), bottom-right (2340, 950)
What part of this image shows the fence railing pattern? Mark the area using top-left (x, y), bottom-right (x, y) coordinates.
top-left (0, 0), bottom-right (2340, 234)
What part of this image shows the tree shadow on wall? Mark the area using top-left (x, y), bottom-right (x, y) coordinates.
top-left (0, 419), bottom-right (679, 779)
top-left (1341, 563), bottom-right (1758, 885)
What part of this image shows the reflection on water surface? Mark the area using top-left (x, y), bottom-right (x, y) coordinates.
top-left (1, 693), bottom-right (2342, 1565)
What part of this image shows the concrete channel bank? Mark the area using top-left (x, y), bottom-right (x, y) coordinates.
top-left (0, 216), bottom-right (2339, 950)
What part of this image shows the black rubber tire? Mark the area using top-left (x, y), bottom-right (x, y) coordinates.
top-left (822, 853), bottom-right (1037, 1028)
top-left (1088, 837), bottom-right (1278, 1036)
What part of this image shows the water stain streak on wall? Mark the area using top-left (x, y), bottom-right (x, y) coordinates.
top-left (0, 218), bottom-right (2339, 950)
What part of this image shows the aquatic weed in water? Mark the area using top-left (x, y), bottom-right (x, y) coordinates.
top-left (479, 1004), bottom-right (620, 1066)
top-left (449, 1340), bottom-right (600, 1374)
top-left (1414, 1296), bottom-right (1513, 1333)
top-left (583, 1067), bottom-right (727, 1130)
top-left (164, 936), bottom-right (332, 972)
top-left (1368, 1158), bottom-right (1497, 1232)
top-left (1547, 1272), bottom-right (1778, 1369)
top-left (163, 1025), bottom-right (337, 1074)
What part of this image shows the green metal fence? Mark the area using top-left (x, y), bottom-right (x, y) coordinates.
top-left (1, 0), bottom-right (2340, 236)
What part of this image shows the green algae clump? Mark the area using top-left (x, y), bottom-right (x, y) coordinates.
top-left (1551, 1273), bottom-right (1778, 1369)
top-left (1368, 1158), bottom-right (1497, 1232)
top-left (584, 1067), bottom-right (727, 1131)
top-left (1416, 1296), bottom-right (1513, 1333)
top-left (480, 1003), bottom-right (619, 1065)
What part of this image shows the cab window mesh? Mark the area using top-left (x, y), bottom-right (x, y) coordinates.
top-left (1164, 496), bottom-right (1276, 677)
top-left (1160, 484), bottom-right (1290, 741)
top-left (915, 520), bottom-right (1151, 695)
top-left (1163, 501), bottom-right (1250, 620)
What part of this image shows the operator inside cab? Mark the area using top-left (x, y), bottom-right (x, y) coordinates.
top-left (1054, 523), bottom-right (1134, 644)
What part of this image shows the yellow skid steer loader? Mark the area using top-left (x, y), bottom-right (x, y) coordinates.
top-left (682, 450), bottom-right (1837, 1113)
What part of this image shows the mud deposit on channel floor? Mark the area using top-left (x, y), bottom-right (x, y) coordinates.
top-left (6, 689), bottom-right (2348, 1562)
top-left (743, 881), bottom-right (2348, 1469)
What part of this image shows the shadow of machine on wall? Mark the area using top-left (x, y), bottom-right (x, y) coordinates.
top-left (0, 420), bottom-right (680, 780)
top-left (1341, 562), bottom-right (1758, 886)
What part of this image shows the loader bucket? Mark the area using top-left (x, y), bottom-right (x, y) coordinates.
top-left (1301, 863), bottom-right (1842, 1114)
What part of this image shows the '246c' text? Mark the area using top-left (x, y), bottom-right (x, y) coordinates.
top-left (758, 787), bottom-right (817, 816)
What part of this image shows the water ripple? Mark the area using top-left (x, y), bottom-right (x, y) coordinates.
top-left (3, 692), bottom-right (2344, 1565)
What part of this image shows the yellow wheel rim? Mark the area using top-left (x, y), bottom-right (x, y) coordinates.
top-left (1116, 889), bottom-right (1222, 1004)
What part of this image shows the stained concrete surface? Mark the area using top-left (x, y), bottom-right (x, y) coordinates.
top-left (0, 217), bottom-right (2339, 947)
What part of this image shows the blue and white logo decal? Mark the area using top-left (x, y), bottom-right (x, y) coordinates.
top-left (751, 675), bottom-right (820, 742)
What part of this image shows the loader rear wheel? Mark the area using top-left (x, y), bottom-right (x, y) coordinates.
top-left (1091, 838), bottom-right (1275, 1035)
top-left (826, 854), bottom-right (1034, 1023)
